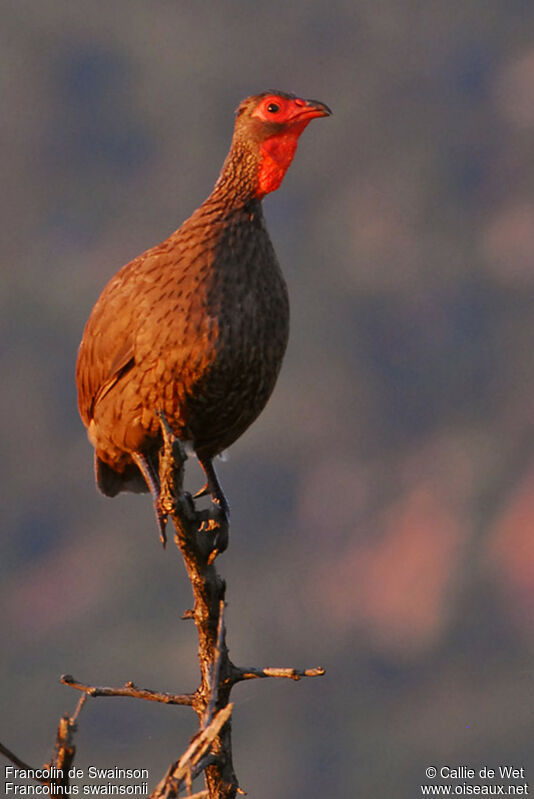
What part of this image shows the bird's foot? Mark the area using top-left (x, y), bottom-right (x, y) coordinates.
top-left (198, 500), bottom-right (229, 563)
top-left (195, 458), bottom-right (230, 561)
top-left (193, 481), bottom-right (210, 501)
top-left (151, 417), bottom-right (230, 560)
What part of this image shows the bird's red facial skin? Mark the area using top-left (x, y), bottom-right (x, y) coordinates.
top-left (252, 95), bottom-right (294, 123)
top-left (251, 94), bottom-right (328, 125)
top-left (256, 131), bottom-right (305, 198)
top-left (252, 94), bottom-right (330, 197)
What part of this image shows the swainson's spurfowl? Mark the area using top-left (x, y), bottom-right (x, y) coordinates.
top-left (76, 90), bottom-right (331, 548)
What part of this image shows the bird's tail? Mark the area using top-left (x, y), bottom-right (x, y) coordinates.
top-left (95, 454), bottom-right (149, 496)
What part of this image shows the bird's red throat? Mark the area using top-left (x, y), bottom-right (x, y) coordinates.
top-left (256, 125), bottom-right (308, 198)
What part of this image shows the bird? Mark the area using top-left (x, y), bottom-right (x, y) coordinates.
top-left (76, 90), bottom-right (331, 550)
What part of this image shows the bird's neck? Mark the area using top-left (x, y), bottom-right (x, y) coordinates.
top-left (211, 138), bottom-right (261, 206)
top-left (210, 130), bottom-right (302, 205)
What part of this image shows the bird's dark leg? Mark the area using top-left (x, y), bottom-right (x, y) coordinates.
top-left (132, 451), bottom-right (168, 546)
top-left (197, 457), bottom-right (230, 517)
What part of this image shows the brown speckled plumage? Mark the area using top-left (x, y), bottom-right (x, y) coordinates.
top-left (76, 91), bottom-right (330, 533)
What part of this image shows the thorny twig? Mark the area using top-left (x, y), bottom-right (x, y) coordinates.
top-left (61, 675), bottom-right (194, 706)
top-left (150, 704), bottom-right (233, 799)
top-left (0, 692), bottom-right (88, 791)
top-left (2, 412), bottom-right (325, 799)
top-left (202, 600), bottom-right (226, 729)
top-left (0, 742), bottom-right (41, 777)
top-left (232, 665), bottom-right (326, 682)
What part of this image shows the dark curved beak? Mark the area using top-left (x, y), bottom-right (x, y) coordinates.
top-left (292, 97), bottom-right (332, 121)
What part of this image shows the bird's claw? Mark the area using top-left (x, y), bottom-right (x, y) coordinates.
top-left (197, 502), bottom-right (229, 562)
top-left (193, 481), bottom-right (210, 500)
top-left (177, 490), bottom-right (199, 521)
top-left (158, 487), bottom-right (227, 559)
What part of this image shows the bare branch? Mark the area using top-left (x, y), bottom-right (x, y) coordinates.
top-left (0, 742), bottom-right (42, 777)
top-left (71, 693), bottom-right (88, 723)
top-left (42, 714), bottom-right (76, 790)
top-left (232, 665), bottom-right (325, 682)
top-left (202, 599), bottom-right (226, 729)
top-left (150, 703), bottom-right (233, 799)
top-left (61, 675), bottom-right (194, 706)
top-left (1, 687), bottom-right (90, 790)
top-left (41, 412), bottom-right (324, 799)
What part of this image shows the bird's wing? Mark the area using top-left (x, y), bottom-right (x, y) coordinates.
top-left (76, 223), bottom-right (220, 429)
top-left (76, 259), bottom-right (142, 427)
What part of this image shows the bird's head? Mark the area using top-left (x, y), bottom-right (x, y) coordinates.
top-left (231, 91), bottom-right (331, 199)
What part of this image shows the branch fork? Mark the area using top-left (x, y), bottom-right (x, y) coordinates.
top-left (1, 414), bottom-right (324, 798)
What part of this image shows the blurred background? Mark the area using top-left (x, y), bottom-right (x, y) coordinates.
top-left (2, 1), bottom-right (534, 796)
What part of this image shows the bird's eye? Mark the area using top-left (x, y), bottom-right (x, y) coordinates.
top-left (267, 102), bottom-right (280, 113)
